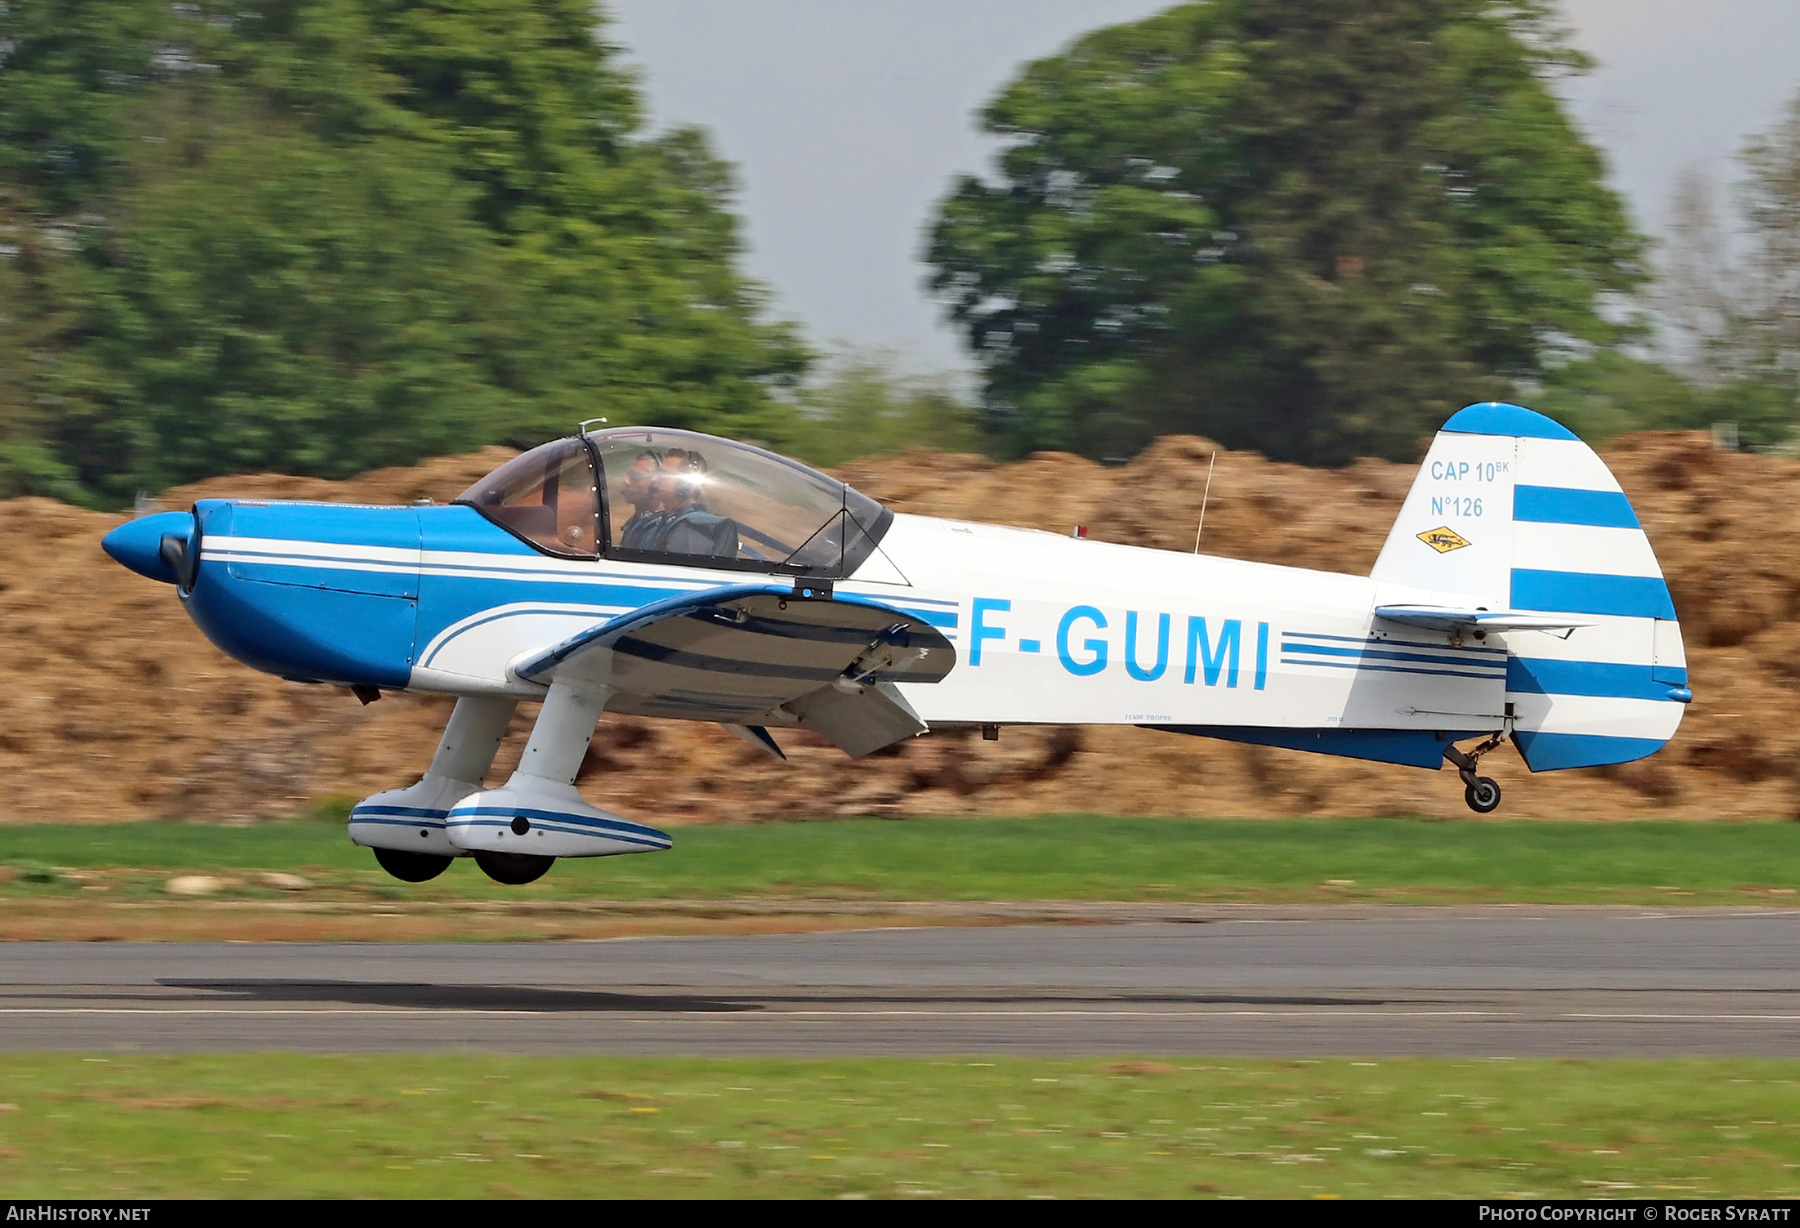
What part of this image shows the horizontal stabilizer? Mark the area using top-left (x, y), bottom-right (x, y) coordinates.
top-left (1374, 605), bottom-right (1596, 635)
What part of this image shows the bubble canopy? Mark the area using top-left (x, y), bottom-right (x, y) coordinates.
top-left (455, 428), bottom-right (894, 578)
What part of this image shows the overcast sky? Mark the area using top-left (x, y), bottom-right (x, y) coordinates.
top-left (606, 0), bottom-right (1800, 372)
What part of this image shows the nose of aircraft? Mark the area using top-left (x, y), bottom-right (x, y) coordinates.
top-left (102, 510), bottom-right (195, 585)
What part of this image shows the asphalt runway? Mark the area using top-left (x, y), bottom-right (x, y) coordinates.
top-left (3, 911), bottom-right (1798, 1056)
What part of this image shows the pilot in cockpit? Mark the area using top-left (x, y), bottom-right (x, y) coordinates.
top-left (616, 449), bottom-right (667, 550)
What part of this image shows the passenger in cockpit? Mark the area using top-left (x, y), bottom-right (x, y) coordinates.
top-left (653, 451), bottom-right (740, 559)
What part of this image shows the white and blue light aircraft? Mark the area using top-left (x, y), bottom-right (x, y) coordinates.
top-left (102, 402), bottom-right (1690, 885)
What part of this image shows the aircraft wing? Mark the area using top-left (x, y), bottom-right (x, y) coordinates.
top-left (512, 583), bottom-right (956, 757)
top-left (1374, 605), bottom-right (1597, 634)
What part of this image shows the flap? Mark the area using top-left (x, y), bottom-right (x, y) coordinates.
top-left (513, 583), bottom-right (955, 724)
top-left (785, 679), bottom-right (928, 759)
top-left (1374, 605), bottom-right (1596, 634)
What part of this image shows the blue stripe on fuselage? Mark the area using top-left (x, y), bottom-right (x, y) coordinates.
top-left (1282, 629), bottom-right (1507, 657)
top-left (191, 502), bottom-right (952, 687)
top-left (1280, 640), bottom-right (1506, 672)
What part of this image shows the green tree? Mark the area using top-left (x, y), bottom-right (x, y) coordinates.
top-left (0, 193), bottom-right (84, 499)
top-left (45, 121), bottom-right (527, 495)
top-left (774, 347), bottom-right (985, 468)
top-left (0, 1), bottom-right (805, 504)
top-left (1657, 85), bottom-right (1800, 447)
top-left (356, 0), bottom-right (807, 440)
top-left (1523, 351), bottom-right (1794, 449)
top-left (927, 0), bottom-right (1644, 464)
top-left (0, 0), bottom-right (173, 495)
top-left (0, 0), bottom-right (170, 216)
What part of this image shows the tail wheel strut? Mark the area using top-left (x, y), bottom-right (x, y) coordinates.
top-left (1444, 732), bottom-right (1507, 815)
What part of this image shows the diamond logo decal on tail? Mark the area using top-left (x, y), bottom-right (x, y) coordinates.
top-left (1417, 526), bottom-right (1470, 553)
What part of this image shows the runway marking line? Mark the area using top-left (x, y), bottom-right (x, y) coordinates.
top-left (1564, 1012), bottom-right (1800, 1022)
top-left (2, 1008), bottom-right (1500, 1016)
top-left (2, 1008), bottom-right (1798, 1021)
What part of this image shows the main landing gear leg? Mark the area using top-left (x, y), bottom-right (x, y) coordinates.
top-left (350, 695), bottom-right (518, 878)
top-left (446, 682), bottom-right (671, 885)
top-left (1444, 732), bottom-right (1507, 814)
top-left (458, 681), bottom-right (607, 885)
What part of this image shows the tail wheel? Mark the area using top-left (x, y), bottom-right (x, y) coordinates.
top-left (373, 847), bottom-right (453, 883)
top-left (1463, 777), bottom-right (1502, 814)
top-left (474, 850), bottom-right (555, 885)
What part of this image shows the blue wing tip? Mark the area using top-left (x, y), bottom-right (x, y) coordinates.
top-left (1442, 402), bottom-right (1579, 442)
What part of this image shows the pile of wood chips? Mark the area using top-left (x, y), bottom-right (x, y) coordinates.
top-left (0, 430), bottom-right (1783, 825)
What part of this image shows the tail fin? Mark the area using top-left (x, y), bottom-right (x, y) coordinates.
top-left (1371, 402), bottom-right (1689, 771)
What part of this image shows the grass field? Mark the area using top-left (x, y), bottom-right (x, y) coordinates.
top-left (2, 1054), bottom-right (1795, 1199)
top-left (5, 821), bottom-right (1797, 1198)
top-left (4, 815), bottom-right (1798, 907)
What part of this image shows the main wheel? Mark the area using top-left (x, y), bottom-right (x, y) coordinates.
top-left (372, 847), bottom-right (453, 883)
top-left (1463, 776), bottom-right (1502, 814)
top-left (473, 850), bottom-right (555, 885)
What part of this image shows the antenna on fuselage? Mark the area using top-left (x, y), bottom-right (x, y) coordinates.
top-left (577, 417), bottom-right (608, 436)
top-left (1192, 450), bottom-right (1217, 554)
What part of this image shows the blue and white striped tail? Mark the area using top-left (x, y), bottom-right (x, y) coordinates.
top-left (1371, 402), bottom-right (1689, 771)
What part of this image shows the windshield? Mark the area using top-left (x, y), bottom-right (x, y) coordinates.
top-left (453, 437), bottom-right (600, 558)
top-left (454, 430), bottom-right (893, 576)
top-left (589, 427), bottom-right (891, 576)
